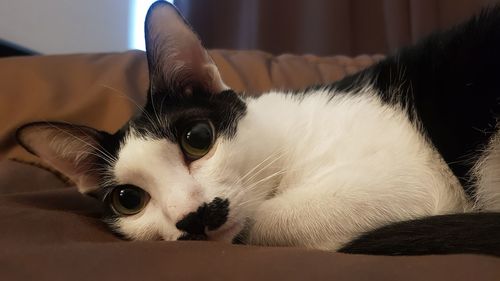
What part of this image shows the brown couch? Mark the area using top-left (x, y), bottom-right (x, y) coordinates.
top-left (1, 50), bottom-right (499, 280)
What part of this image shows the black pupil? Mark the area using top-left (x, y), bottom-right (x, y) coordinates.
top-left (185, 123), bottom-right (212, 150)
top-left (118, 188), bottom-right (142, 210)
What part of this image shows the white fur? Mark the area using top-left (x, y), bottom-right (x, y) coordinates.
top-left (113, 134), bottom-right (203, 240)
top-left (473, 131), bottom-right (500, 211)
top-left (112, 87), bottom-right (471, 249)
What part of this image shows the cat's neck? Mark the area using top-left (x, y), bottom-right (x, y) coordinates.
top-left (210, 92), bottom-right (297, 199)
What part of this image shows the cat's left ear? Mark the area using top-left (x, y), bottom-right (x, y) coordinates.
top-left (16, 122), bottom-right (108, 194)
top-left (144, 1), bottom-right (228, 94)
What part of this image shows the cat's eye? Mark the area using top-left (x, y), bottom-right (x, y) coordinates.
top-left (110, 184), bottom-right (150, 216)
top-left (180, 121), bottom-right (215, 160)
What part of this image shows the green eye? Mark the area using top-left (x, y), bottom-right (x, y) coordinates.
top-left (180, 121), bottom-right (214, 160)
top-left (110, 184), bottom-right (149, 216)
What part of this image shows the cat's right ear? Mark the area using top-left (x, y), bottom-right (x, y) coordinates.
top-left (16, 122), bottom-right (108, 194)
top-left (144, 1), bottom-right (228, 95)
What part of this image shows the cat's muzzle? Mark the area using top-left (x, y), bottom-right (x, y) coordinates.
top-left (176, 197), bottom-right (229, 240)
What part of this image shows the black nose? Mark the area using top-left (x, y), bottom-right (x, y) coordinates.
top-left (176, 197), bottom-right (229, 239)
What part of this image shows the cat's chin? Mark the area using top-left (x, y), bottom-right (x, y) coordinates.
top-left (206, 221), bottom-right (244, 243)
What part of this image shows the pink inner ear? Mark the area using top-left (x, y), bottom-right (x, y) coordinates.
top-left (39, 148), bottom-right (101, 194)
top-left (17, 124), bottom-right (105, 194)
top-left (145, 2), bottom-right (228, 94)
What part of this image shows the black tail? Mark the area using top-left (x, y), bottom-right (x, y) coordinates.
top-left (339, 213), bottom-right (500, 256)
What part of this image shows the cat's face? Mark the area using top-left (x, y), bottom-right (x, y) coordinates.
top-left (99, 68), bottom-right (252, 241)
top-left (98, 86), bottom-right (248, 241)
top-left (16, 1), bottom-right (260, 242)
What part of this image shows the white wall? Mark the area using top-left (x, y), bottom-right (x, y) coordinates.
top-left (0, 0), bottom-right (131, 54)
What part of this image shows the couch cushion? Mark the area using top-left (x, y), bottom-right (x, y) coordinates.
top-left (1, 187), bottom-right (499, 281)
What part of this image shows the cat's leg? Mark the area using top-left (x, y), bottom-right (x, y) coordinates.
top-left (246, 188), bottom-right (393, 250)
top-left (245, 175), bottom-right (468, 251)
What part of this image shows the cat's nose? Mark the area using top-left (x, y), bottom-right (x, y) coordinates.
top-left (176, 197), bottom-right (229, 239)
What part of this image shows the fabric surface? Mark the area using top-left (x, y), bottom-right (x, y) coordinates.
top-left (1, 50), bottom-right (499, 280)
top-left (175, 0), bottom-right (497, 56)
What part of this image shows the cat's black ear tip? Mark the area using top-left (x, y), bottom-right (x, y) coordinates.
top-left (151, 0), bottom-right (176, 8)
top-left (149, 1), bottom-right (175, 10)
top-left (145, 0), bottom-right (186, 36)
top-left (146, 0), bottom-right (179, 19)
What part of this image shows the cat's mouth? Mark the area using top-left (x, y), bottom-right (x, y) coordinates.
top-left (206, 221), bottom-right (244, 242)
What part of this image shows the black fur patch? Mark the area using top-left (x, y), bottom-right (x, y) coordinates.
top-left (130, 87), bottom-right (247, 142)
top-left (339, 213), bottom-right (500, 256)
top-left (94, 128), bottom-right (126, 176)
top-left (330, 6), bottom-right (500, 192)
top-left (176, 197), bottom-right (229, 237)
top-left (178, 233), bottom-right (207, 241)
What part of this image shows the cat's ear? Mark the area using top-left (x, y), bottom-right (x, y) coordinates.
top-left (144, 1), bottom-right (228, 94)
top-left (16, 122), bottom-right (108, 194)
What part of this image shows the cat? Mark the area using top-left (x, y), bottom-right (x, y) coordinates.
top-left (16, 1), bottom-right (500, 254)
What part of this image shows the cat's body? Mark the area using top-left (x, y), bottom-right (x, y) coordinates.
top-left (16, 1), bottom-right (500, 255)
top-left (227, 90), bottom-right (468, 249)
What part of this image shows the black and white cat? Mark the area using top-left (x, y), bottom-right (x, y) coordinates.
top-left (17, 1), bottom-right (500, 255)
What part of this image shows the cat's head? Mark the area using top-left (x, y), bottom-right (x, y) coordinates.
top-left (16, 1), bottom-right (254, 242)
